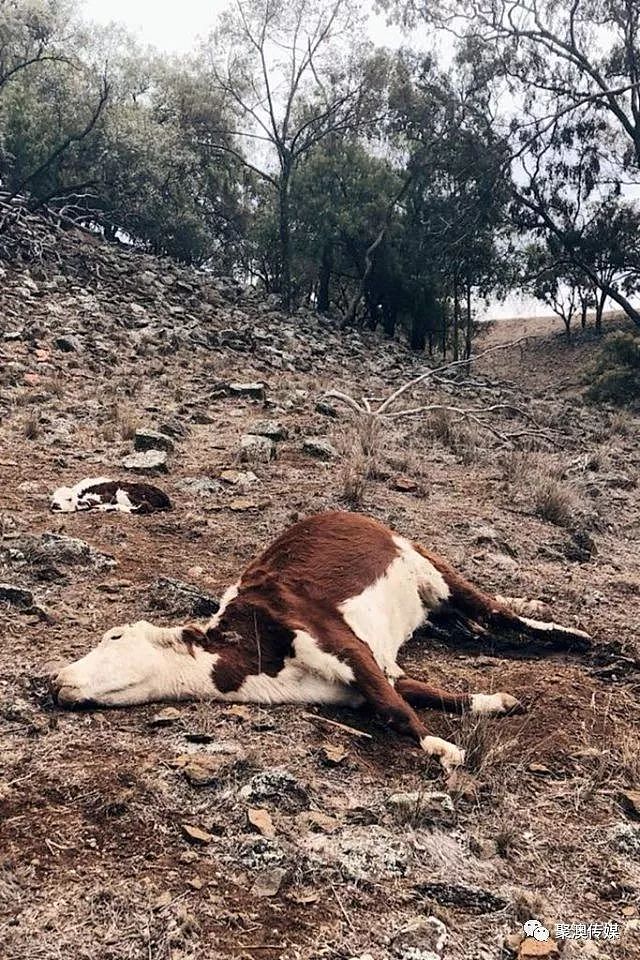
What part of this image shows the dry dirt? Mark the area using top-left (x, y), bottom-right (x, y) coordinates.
top-left (1, 224), bottom-right (639, 960)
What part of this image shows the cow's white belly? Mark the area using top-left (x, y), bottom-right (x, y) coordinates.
top-left (338, 538), bottom-right (449, 677)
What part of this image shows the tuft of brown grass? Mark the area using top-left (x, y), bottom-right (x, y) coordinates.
top-left (23, 414), bottom-right (39, 440)
top-left (423, 409), bottom-right (483, 463)
top-left (106, 403), bottom-right (139, 440)
top-left (532, 475), bottom-right (579, 526)
top-left (498, 450), bottom-right (532, 485)
top-left (336, 415), bottom-right (383, 504)
top-left (43, 374), bottom-right (66, 399)
top-left (609, 409), bottom-right (634, 436)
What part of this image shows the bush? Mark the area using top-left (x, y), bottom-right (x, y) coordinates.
top-left (587, 332), bottom-right (640, 406)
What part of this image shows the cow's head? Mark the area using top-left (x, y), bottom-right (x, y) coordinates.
top-left (50, 485), bottom-right (81, 512)
top-left (51, 621), bottom-right (210, 707)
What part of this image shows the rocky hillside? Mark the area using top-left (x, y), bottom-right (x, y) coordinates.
top-left (1, 213), bottom-right (639, 960)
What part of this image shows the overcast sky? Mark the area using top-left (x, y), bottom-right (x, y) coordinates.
top-left (81, 1), bottom-right (405, 54)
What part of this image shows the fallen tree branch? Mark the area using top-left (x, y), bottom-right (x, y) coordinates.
top-left (321, 336), bottom-right (554, 449)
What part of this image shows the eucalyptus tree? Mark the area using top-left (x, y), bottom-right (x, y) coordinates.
top-left (206, 0), bottom-right (377, 309)
top-left (383, 0), bottom-right (640, 328)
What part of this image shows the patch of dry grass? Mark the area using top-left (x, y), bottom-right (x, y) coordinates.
top-left (336, 415), bottom-right (383, 505)
top-left (422, 409), bottom-right (483, 464)
top-left (104, 402), bottom-right (139, 440)
top-left (497, 449), bottom-right (534, 484)
top-left (532, 475), bottom-right (580, 526)
top-left (23, 413), bottom-right (40, 440)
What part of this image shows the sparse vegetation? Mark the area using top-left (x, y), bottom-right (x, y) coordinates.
top-left (588, 332), bottom-right (640, 407)
top-left (23, 414), bottom-right (39, 440)
top-left (1, 0), bottom-right (640, 957)
top-left (532, 475), bottom-right (580, 526)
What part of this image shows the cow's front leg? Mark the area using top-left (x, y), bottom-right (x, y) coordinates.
top-left (317, 619), bottom-right (465, 772)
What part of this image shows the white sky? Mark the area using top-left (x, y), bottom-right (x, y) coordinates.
top-left (81, 1), bottom-right (406, 54)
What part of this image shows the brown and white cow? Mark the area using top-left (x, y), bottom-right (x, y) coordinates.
top-left (51, 512), bottom-right (590, 771)
top-left (51, 477), bottom-right (172, 514)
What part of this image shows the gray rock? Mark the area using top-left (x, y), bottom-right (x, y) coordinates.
top-left (302, 825), bottom-right (409, 881)
top-left (176, 477), bottom-right (220, 497)
top-left (158, 418), bottom-right (189, 439)
top-left (315, 399), bottom-right (338, 418)
top-left (302, 437), bottom-right (337, 461)
top-left (39, 534), bottom-right (116, 570)
top-left (134, 428), bottom-right (175, 453)
top-left (122, 450), bottom-right (168, 473)
top-left (54, 335), bottom-right (81, 353)
top-left (228, 381), bottom-right (266, 400)
top-left (391, 917), bottom-right (448, 960)
top-left (251, 867), bottom-right (286, 898)
top-left (239, 769), bottom-right (308, 813)
top-left (0, 583), bottom-right (34, 609)
top-left (248, 419), bottom-right (288, 440)
top-left (149, 577), bottom-right (219, 618)
top-left (387, 791), bottom-right (455, 826)
top-left (239, 434), bottom-right (276, 464)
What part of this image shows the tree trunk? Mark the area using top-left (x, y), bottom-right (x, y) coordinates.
top-left (382, 299), bottom-right (396, 338)
top-left (364, 289), bottom-right (379, 330)
top-left (317, 240), bottom-right (332, 313)
top-left (452, 275), bottom-right (461, 361)
top-left (595, 291), bottom-right (607, 333)
top-left (441, 308), bottom-right (448, 358)
top-left (580, 301), bottom-right (588, 329)
top-left (278, 163), bottom-right (292, 313)
top-left (465, 277), bottom-right (473, 360)
top-left (341, 174), bottom-right (413, 329)
top-left (410, 315), bottom-right (426, 352)
top-left (563, 315), bottom-right (572, 342)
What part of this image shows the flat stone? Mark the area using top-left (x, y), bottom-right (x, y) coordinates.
top-left (239, 434), bottom-right (275, 463)
top-left (248, 419), bottom-right (288, 440)
top-left (250, 867), bottom-right (286, 898)
top-left (122, 450), bottom-right (168, 473)
top-left (519, 937), bottom-right (559, 957)
top-left (181, 823), bottom-right (214, 845)
top-left (176, 476), bottom-right (220, 497)
top-left (247, 807), bottom-right (276, 839)
top-left (36, 534), bottom-right (115, 570)
top-left (149, 577), bottom-right (219, 618)
top-left (219, 469), bottom-right (258, 487)
top-left (302, 437), bottom-right (337, 460)
top-left (391, 917), bottom-right (448, 959)
top-left (387, 790), bottom-right (455, 825)
top-left (134, 429), bottom-right (175, 453)
top-left (181, 754), bottom-right (238, 787)
top-left (0, 583), bottom-right (34, 609)
top-left (228, 381), bottom-right (266, 399)
top-left (149, 707), bottom-right (181, 727)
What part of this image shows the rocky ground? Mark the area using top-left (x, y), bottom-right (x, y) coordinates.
top-left (1, 213), bottom-right (640, 960)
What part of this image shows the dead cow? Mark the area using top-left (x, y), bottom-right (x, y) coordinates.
top-left (51, 477), bottom-right (172, 514)
top-left (52, 512), bottom-right (590, 770)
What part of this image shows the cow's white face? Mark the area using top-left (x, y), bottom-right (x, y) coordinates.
top-left (51, 485), bottom-right (80, 512)
top-left (52, 621), bottom-right (197, 707)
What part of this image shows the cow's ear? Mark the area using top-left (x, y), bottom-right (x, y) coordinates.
top-left (181, 624), bottom-right (207, 656)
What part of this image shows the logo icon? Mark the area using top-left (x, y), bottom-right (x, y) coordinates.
top-left (523, 919), bottom-right (550, 942)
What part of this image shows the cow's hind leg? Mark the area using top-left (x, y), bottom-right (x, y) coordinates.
top-left (395, 677), bottom-right (524, 716)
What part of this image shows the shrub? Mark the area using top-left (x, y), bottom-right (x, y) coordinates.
top-left (587, 331), bottom-right (640, 406)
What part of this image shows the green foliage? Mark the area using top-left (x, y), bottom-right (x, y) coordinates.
top-left (587, 332), bottom-right (640, 406)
